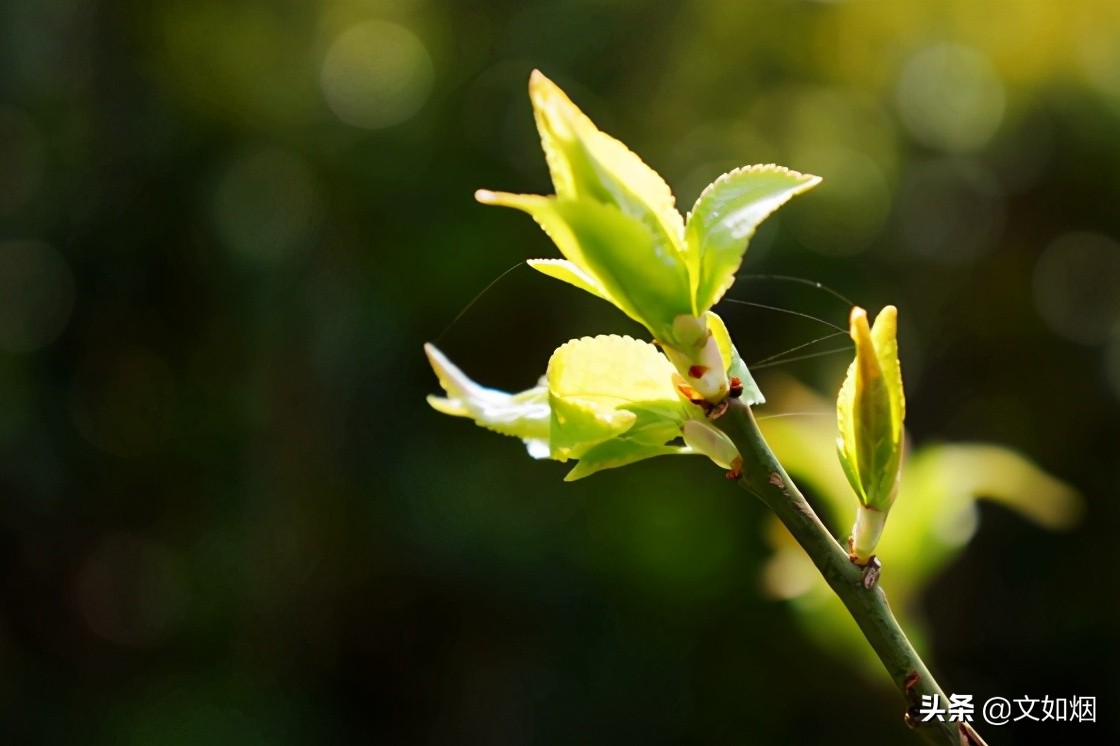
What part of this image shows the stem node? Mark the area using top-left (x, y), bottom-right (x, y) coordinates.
top-left (859, 556), bottom-right (883, 589)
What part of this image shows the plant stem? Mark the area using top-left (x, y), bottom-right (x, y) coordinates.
top-left (713, 398), bottom-right (985, 746)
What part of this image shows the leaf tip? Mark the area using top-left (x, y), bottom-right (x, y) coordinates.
top-left (423, 341), bottom-right (446, 370)
top-left (849, 306), bottom-right (869, 339)
top-left (871, 304), bottom-right (898, 341)
top-left (528, 69), bottom-right (563, 106)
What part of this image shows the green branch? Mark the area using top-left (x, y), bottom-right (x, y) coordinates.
top-left (713, 398), bottom-right (986, 746)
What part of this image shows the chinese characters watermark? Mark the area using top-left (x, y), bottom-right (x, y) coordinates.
top-left (917, 694), bottom-right (1096, 726)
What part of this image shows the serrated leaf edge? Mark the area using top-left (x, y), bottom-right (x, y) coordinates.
top-left (684, 164), bottom-right (822, 225)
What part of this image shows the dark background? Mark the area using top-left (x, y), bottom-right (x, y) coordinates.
top-left (0, 1), bottom-right (1117, 744)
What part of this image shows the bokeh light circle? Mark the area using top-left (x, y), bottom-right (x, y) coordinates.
top-left (211, 149), bottom-right (322, 265)
top-left (320, 20), bottom-right (434, 130)
top-left (897, 158), bottom-right (1004, 265)
top-left (896, 44), bottom-right (1006, 153)
top-left (72, 532), bottom-right (188, 648)
top-left (1032, 232), bottom-right (1120, 346)
top-left (0, 240), bottom-right (75, 352)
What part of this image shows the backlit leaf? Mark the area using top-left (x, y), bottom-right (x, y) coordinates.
top-left (529, 70), bottom-right (685, 256)
top-left (686, 165), bottom-right (820, 313)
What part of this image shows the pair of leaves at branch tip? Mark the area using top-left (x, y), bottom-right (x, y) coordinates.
top-left (836, 305), bottom-right (905, 559)
top-left (424, 336), bottom-right (739, 480)
top-left (523, 70), bottom-right (821, 320)
top-left (477, 71), bottom-right (820, 402)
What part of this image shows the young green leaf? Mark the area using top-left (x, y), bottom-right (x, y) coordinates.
top-left (525, 258), bottom-right (617, 306)
top-left (563, 439), bottom-right (689, 481)
top-left (835, 305), bottom-right (905, 563)
top-left (685, 165), bottom-right (821, 314)
top-left (424, 343), bottom-right (551, 458)
top-left (426, 337), bottom-right (743, 480)
top-left (528, 70), bottom-right (685, 256)
top-left (478, 191), bottom-right (692, 338)
top-left (546, 334), bottom-right (685, 460)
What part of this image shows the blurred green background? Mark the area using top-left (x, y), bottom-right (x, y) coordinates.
top-left (0, 1), bottom-right (1117, 744)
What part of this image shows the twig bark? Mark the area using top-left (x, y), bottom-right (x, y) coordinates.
top-left (713, 398), bottom-right (985, 746)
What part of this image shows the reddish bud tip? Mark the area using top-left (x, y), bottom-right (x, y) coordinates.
top-left (729, 376), bottom-right (744, 398)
